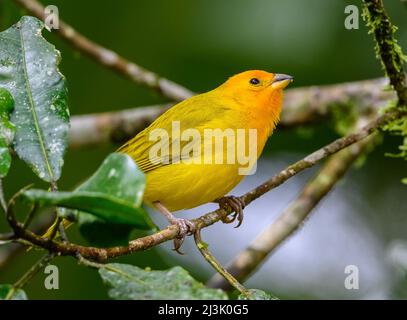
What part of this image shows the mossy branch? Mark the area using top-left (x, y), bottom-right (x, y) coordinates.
top-left (363, 0), bottom-right (407, 107)
top-left (363, 0), bottom-right (407, 179)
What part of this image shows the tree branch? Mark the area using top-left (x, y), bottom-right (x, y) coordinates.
top-left (194, 229), bottom-right (253, 298)
top-left (240, 109), bottom-right (402, 206)
top-left (8, 109), bottom-right (404, 261)
top-left (13, 0), bottom-right (194, 101)
top-left (0, 179), bottom-right (7, 213)
top-left (69, 104), bottom-right (171, 149)
top-left (0, 208), bottom-right (54, 269)
top-left (207, 128), bottom-right (378, 289)
top-left (5, 252), bottom-right (55, 300)
top-left (363, 0), bottom-right (407, 106)
top-left (68, 78), bottom-right (394, 149)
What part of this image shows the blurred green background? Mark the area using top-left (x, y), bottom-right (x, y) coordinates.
top-left (0, 0), bottom-right (406, 299)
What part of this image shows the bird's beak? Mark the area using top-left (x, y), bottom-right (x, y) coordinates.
top-left (270, 73), bottom-right (294, 90)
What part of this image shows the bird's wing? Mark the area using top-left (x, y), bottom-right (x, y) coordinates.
top-left (117, 93), bottom-right (231, 173)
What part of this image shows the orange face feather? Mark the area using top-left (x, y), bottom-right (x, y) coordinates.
top-left (215, 70), bottom-right (293, 147)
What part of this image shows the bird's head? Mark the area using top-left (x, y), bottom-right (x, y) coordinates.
top-left (218, 70), bottom-right (293, 113)
top-left (221, 70), bottom-right (292, 97)
top-left (215, 70), bottom-right (293, 133)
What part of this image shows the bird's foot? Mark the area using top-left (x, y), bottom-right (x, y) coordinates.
top-left (169, 217), bottom-right (196, 254)
top-left (153, 201), bottom-right (196, 254)
top-left (215, 195), bottom-right (245, 228)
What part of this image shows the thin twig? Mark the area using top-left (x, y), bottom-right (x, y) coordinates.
top-left (48, 216), bottom-right (61, 240)
top-left (0, 179), bottom-right (8, 213)
top-left (76, 254), bottom-right (105, 269)
top-left (5, 252), bottom-right (55, 300)
top-left (0, 232), bottom-right (14, 241)
top-left (8, 109), bottom-right (405, 261)
top-left (5, 174), bottom-right (61, 297)
top-left (57, 218), bottom-right (68, 242)
top-left (47, 183), bottom-right (69, 242)
top-left (194, 228), bottom-right (253, 298)
top-left (13, 0), bottom-right (194, 101)
top-left (0, 213), bottom-right (54, 269)
top-left (22, 204), bottom-right (38, 229)
top-left (208, 129), bottom-right (378, 289)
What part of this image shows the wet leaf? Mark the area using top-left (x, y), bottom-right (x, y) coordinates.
top-left (99, 263), bottom-right (228, 300)
top-left (0, 16), bottom-right (69, 182)
top-left (0, 87), bottom-right (14, 114)
top-left (0, 88), bottom-right (15, 177)
top-left (0, 284), bottom-right (28, 300)
top-left (77, 212), bottom-right (135, 246)
top-left (75, 153), bottom-right (145, 207)
top-left (23, 153), bottom-right (156, 230)
top-left (238, 289), bottom-right (277, 300)
top-left (0, 140), bottom-right (12, 178)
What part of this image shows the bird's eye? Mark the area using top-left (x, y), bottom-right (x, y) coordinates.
top-left (249, 78), bottom-right (260, 85)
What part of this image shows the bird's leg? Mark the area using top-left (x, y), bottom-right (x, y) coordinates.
top-left (214, 195), bottom-right (245, 228)
top-left (153, 201), bottom-right (196, 254)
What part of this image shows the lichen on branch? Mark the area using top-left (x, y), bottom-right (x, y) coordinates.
top-left (363, 0), bottom-right (407, 106)
top-left (363, 0), bottom-right (407, 181)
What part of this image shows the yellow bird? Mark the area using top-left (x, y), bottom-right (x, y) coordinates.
top-left (118, 70), bottom-right (292, 251)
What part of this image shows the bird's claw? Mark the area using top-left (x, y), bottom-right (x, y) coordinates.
top-left (216, 196), bottom-right (245, 228)
top-left (170, 218), bottom-right (196, 254)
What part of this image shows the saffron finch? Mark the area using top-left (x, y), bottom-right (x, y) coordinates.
top-left (118, 70), bottom-right (293, 251)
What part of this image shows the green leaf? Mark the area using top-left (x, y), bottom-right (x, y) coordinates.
top-left (0, 141), bottom-right (12, 178)
top-left (238, 289), bottom-right (277, 300)
top-left (75, 153), bottom-right (145, 207)
top-left (0, 16), bottom-right (69, 182)
top-left (23, 153), bottom-right (156, 230)
top-left (77, 212), bottom-right (135, 246)
top-left (0, 284), bottom-right (28, 300)
top-left (0, 87), bottom-right (14, 114)
top-left (0, 88), bottom-right (15, 177)
top-left (99, 263), bottom-right (228, 300)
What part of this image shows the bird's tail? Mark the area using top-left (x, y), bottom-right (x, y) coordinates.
top-left (27, 218), bottom-right (72, 252)
top-left (42, 217), bottom-right (72, 239)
